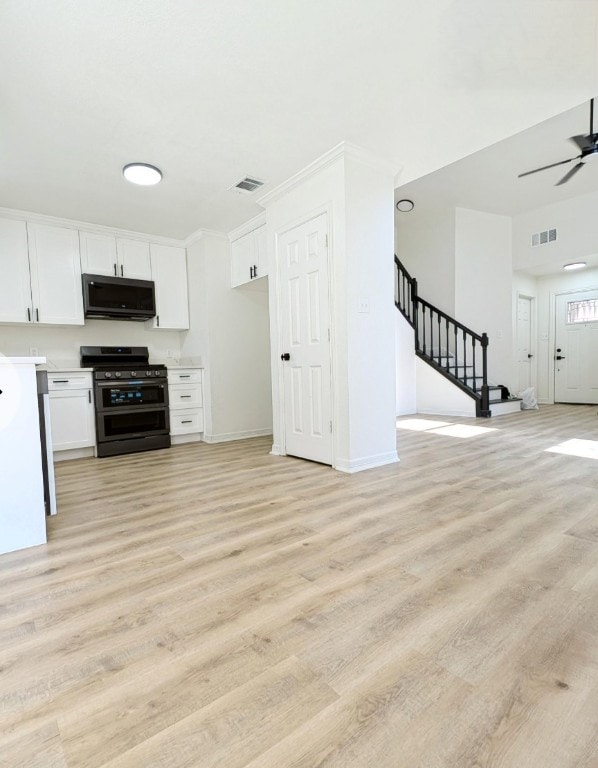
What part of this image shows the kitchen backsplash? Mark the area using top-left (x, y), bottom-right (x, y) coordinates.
top-left (0, 320), bottom-right (184, 365)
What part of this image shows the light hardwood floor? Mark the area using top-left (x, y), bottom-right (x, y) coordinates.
top-left (1, 405), bottom-right (597, 767)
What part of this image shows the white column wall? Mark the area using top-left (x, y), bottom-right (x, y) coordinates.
top-left (264, 146), bottom-right (398, 471)
top-left (343, 154), bottom-right (398, 469)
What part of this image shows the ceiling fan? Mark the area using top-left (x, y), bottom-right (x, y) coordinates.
top-left (518, 98), bottom-right (598, 185)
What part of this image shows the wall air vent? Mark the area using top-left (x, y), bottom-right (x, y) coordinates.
top-left (231, 176), bottom-right (265, 194)
top-left (531, 228), bottom-right (557, 247)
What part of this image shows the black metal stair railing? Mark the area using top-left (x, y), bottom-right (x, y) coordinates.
top-left (394, 255), bottom-right (491, 417)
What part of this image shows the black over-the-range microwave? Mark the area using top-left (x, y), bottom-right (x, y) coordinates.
top-left (82, 274), bottom-right (156, 321)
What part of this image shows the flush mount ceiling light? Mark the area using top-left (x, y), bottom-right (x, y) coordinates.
top-left (563, 262), bottom-right (587, 271)
top-left (396, 199), bottom-right (414, 212)
top-left (123, 163), bottom-right (162, 186)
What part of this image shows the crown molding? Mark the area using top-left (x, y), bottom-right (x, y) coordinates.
top-left (227, 212), bottom-right (266, 242)
top-left (0, 206), bottom-right (186, 247)
top-left (256, 142), bottom-right (402, 207)
top-left (184, 227), bottom-right (229, 247)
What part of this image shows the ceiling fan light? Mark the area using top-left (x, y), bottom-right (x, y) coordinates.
top-left (123, 163), bottom-right (162, 186)
top-left (563, 262), bottom-right (587, 270)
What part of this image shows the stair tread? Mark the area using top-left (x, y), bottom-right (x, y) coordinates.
top-left (489, 397), bottom-right (522, 404)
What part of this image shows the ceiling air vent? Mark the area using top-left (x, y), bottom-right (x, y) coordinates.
top-left (531, 228), bottom-right (557, 247)
top-left (231, 176), bottom-right (265, 194)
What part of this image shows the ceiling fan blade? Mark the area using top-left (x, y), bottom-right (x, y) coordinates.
top-left (518, 157), bottom-right (576, 178)
top-left (570, 134), bottom-right (593, 151)
top-left (555, 161), bottom-right (585, 186)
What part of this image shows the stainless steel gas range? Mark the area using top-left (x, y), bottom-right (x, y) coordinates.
top-left (80, 346), bottom-right (170, 457)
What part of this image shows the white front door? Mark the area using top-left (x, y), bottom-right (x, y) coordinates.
top-left (554, 289), bottom-right (598, 404)
top-left (516, 295), bottom-right (533, 393)
top-left (278, 213), bottom-right (332, 465)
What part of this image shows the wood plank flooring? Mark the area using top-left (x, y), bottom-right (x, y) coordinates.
top-left (1, 404), bottom-right (597, 767)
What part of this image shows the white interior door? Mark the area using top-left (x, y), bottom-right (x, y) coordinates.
top-left (278, 213), bottom-right (332, 465)
top-left (554, 289), bottom-right (598, 404)
top-left (516, 295), bottom-right (533, 393)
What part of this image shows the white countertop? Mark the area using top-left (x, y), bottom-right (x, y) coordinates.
top-left (0, 356), bottom-right (47, 366)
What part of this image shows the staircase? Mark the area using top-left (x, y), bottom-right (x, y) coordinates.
top-left (395, 256), bottom-right (520, 418)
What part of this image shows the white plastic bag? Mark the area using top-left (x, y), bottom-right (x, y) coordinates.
top-left (520, 386), bottom-right (538, 410)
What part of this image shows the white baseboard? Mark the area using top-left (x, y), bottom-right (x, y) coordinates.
top-left (171, 433), bottom-right (203, 445)
top-left (270, 443), bottom-right (284, 456)
top-left (334, 450), bottom-right (399, 474)
top-left (53, 447), bottom-right (95, 462)
top-left (203, 428), bottom-right (273, 444)
top-left (417, 406), bottom-right (477, 419)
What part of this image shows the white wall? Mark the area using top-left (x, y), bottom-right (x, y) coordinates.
top-left (395, 203), bottom-right (456, 314)
top-left (513, 189), bottom-right (598, 274)
top-left (181, 233), bottom-right (272, 442)
top-left (396, 312), bottom-right (416, 416)
top-left (455, 207), bottom-right (513, 389)
top-left (415, 358), bottom-right (476, 418)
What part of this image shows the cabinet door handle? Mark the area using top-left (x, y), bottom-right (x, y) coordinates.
top-left (36, 308), bottom-right (39, 322)
top-left (88, 391), bottom-right (92, 403)
top-left (181, 420), bottom-right (193, 424)
top-left (180, 394), bottom-right (192, 398)
top-left (53, 380), bottom-right (69, 384)
top-left (120, 264), bottom-right (124, 277)
top-left (156, 315), bottom-right (160, 327)
top-left (27, 307), bottom-right (31, 322)
top-left (179, 375), bottom-right (191, 378)
top-left (114, 263), bottom-right (117, 276)
top-left (249, 266), bottom-right (254, 279)
top-left (253, 264), bottom-right (258, 278)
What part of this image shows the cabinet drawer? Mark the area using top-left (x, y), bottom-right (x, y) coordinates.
top-left (168, 369), bottom-right (202, 384)
top-left (48, 373), bottom-right (92, 390)
top-left (170, 408), bottom-right (204, 435)
top-left (169, 385), bottom-right (202, 408)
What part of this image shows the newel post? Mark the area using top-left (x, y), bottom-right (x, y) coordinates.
top-left (480, 332), bottom-right (490, 416)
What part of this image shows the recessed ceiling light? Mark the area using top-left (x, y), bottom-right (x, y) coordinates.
top-left (563, 262), bottom-right (587, 271)
top-left (123, 163), bottom-right (162, 186)
top-left (396, 199), bottom-right (414, 212)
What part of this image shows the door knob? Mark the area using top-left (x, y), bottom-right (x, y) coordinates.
top-left (527, 353), bottom-right (533, 358)
top-left (281, 353), bottom-right (290, 361)
top-left (555, 355), bottom-right (566, 360)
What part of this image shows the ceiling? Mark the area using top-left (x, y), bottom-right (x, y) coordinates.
top-left (394, 99), bottom-right (598, 218)
top-left (1, 1), bottom-right (598, 240)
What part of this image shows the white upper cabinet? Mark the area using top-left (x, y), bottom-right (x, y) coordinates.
top-left (148, 244), bottom-right (189, 330)
top-left (231, 224), bottom-right (268, 287)
top-left (116, 238), bottom-right (152, 279)
top-left (27, 223), bottom-right (84, 325)
top-left (79, 231), bottom-right (152, 279)
top-left (0, 218), bottom-right (33, 324)
top-left (79, 231), bottom-right (118, 276)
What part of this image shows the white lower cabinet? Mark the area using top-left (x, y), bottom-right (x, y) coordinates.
top-left (48, 372), bottom-right (96, 457)
top-left (168, 368), bottom-right (204, 442)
